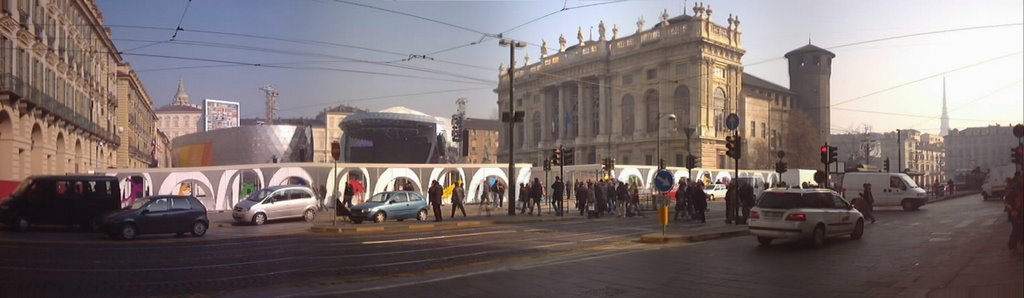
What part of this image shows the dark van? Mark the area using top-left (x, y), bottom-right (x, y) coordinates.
top-left (0, 175), bottom-right (121, 232)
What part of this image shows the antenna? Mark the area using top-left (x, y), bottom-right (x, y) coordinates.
top-left (259, 85), bottom-right (279, 125)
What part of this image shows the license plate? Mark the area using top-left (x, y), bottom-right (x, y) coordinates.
top-left (764, 211), bottom-right (783, 218)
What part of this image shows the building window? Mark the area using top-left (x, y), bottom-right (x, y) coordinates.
top-left (673, 85), bottom-right (690, 132)
top-left (622, 74), bottom-right (633, 85)
top-left (645, 154), bottom-right (653, 166)
top-left (675, 64), bottom-right (685, 75)
top-left (644, 89), bottom-right (659, 133)
top-left (761, 122), bottom-right (766, 138)
top-left (750, 121), bottom-right (756, 138)
top-left (621, 94), bottom-right (634, 134)
top-left (646, 69), bottom-right (657, 80)
top-left (713, 88), bottom-right (726, 134)
top-left (675, 154), bottom-right (684, 167)
top-left (531, 112), bottom-right (541, 145)
top-left (714, 67), bottom-right (725, 79)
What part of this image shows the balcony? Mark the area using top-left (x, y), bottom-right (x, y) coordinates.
top-left (0, 73), bottom-right (120, 144)
top-left (129, 146), bottom-right (156, 166)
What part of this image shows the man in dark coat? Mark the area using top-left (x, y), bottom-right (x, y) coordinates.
top-left (528, 178), bottom-right (543, 216)
top-left (738, 181), bottom-right (755, 225)
top-left (551, 176), bottom-right (565, 216)
top-left (724, 182), bottom-right (738, 224)
top-left (688, 181), bottom-right (707, 223)
top-left (594, 181), bottom-right (607, 217)
top-left (450, 181), bottom-right (467, 218)
top-left (428, 180), bottom-right (443, 222)
top-left (342, 181), bottom-right (354, 208)
top-left (674, 179), bottom-right (689, 222)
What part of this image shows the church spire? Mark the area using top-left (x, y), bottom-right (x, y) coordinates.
top-left (173, 79), bottom-right (191, 106)
top-left (940, 76), bottom-right (950, 136)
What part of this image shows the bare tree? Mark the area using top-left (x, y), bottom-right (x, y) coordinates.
top-left (744, 140), bottom-right (774, 170)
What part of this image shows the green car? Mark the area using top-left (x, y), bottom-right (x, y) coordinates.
top-left (349, 191), bottom-right (430, 223)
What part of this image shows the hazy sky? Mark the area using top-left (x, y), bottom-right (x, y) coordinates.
top-left (95, 0), bottom-right (1023, 135)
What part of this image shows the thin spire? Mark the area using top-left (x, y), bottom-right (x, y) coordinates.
top-left (173, 79), bottom-right (191, 105)
top-left (940, 76), bottom-right (950, 136)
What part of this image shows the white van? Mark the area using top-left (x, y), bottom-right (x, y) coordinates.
top-left (981, 165), bottom-right (1016, 201)
top-left (841, 172), bottom-right (928, 211)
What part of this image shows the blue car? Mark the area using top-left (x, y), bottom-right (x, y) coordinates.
top-left (349, 191), bottom-right (429, 223)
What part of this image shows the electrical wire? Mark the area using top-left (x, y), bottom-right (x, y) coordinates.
top-left (171, 0), bottom-right (193, 40)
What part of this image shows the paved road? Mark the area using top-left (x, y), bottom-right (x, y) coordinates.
top-left (274, 193), bottom-right (1024, 298)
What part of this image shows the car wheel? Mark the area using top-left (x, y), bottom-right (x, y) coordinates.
top-left (416, 209), bottom-right (428, 221)
top-left (810, 225), bottom-right (825, 248)
top-left (252, 213), bottom-right (267, 225)
top-left (757, 236), bottom-right (773, 246)
top-left (851, 219), bottom-right (864, 240)
top-left (373, 211), bottom-right (387, 223)
top-left (191, 221), bottom-right (208, 237)
top-left (120, 223), bottom-right (138, 240)
top-left (13, 216), bottom-right (30, 232)
top-left (303, 209), bottom-right (316, 222)
top-left (901, 200), bottom-right (917, 211)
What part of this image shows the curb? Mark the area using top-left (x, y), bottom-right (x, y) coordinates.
top-left (309, 216), bottom-right (585, 234)
top-left (927, 191), bottom-right (980, 203)
top-left (639, 229), bottom-right (749, 244)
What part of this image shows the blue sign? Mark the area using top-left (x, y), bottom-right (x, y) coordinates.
top-left (654, 170), bottom-right (674, 192)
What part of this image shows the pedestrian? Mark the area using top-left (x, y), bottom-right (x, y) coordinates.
top-left (479, 179), bottom-right (490, 207)
top-left (551, 176), bottom-right (565, 216)
top-left (518, 183), bottom-right (529, 214)
top-left (342, 180), bottom-right (354, 208)
top-left (739, 181), bottom-right (755, 225)
top-left (577, 181), bottom-right (587, 216)
top-left (428, 180), bottom-right (443, 222)
top-left (1004, 173), bottom-right (1023, 254)
top-left (496, 181), bottom-right (506, 208)
top-left (529, 178), bottom-right (543, 216)
top-left (725, 181), bottom-right (738, 224)
top-left (490, 180), bottom-right (500, 208)
top-left (689, 181), bottom-right (707, 223)
top-left (594, 180), bottom-right (608, 218)
top-left (947, 179), bottom-right (955, 195)
top-left (585, 180), bottom-right (598, 219)
top-left (858, 183), bottom-right (877, 223)
top-left (674, 178), bottom-right (688, 222)
top-left (450, 180), bottom-right (467, 218)
top-left (607, 179), bottom-right (618, 216)
top-left (403, 180), bottom-right (415, 191)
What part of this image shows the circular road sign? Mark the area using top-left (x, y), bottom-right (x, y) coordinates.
top-left (1014, 124), bottom-right (1024, 138)
top-left (777, 150), bottom-right (785, 159)
top-left (654, 170), bottom-right (674, 192)
top-left (726, 113), bottom-right (740, 131)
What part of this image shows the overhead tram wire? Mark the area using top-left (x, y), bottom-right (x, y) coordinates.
top-left (247, 86), bottom-right (495, 118)
top-left (331, 0), bottom-right (496, 37)
top-left (171, 0), bottom-right (193, 40)
top-left (904, 78), bottom-right (1024, 129)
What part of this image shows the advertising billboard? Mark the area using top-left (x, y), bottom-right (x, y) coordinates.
top-left (203, 99), bottom-right (240, 132)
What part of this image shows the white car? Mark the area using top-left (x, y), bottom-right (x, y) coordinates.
top-left (703, 184), bottom-right (728, 201)
top-left (748, 188), bottom-right (865, 248)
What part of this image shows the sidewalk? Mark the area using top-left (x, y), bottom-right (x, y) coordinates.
top-left (309, 202), bottom-right (588, 234)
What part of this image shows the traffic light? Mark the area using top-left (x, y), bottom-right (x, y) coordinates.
top-left (601, 158), bottom-right (609, 173)
top-left (820, 145), bottom-right (828, 164)
top-left (883, 157), bottom-right (891, 172)
top-left (563, 148), bottom-right (575, 166)
top-left (1012, 145), bottom-right (1024, 165)
top-left (686, 154), bottom-right (697, 169)
top-left (828, 145), bottom-right (838, 164)
top-left (551, 148), bottom-right (562, 166)
top-left (725, 136), bottom-right (742, 159)
top-left (659, 158), bottom-right (666, 170)
top-left (775, 161), bottom-right (788, 174)
top-left (543, 159), bottom-right (551, 172)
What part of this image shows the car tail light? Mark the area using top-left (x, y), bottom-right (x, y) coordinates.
top-left (785, 213), bottom-right (807, 221)
top-left (749, 211), bottom-right (760, 219)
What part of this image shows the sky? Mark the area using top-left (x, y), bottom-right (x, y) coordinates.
top-left (95, 0), bottom-right (1024, 135)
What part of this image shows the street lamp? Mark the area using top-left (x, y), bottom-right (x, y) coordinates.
top-left (499, 38), bottom-right (526, 216)
top-left (656, 113), bottom-right (677, 169)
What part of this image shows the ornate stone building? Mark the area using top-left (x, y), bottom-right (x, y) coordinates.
top-left (115, 63), bottom-right (160, 168)
top-left (0, 0), bottom-right (122, 190)
top-left (496, 5), bottom-right (832, 169)
top-left (154, 80), bottom-right (202, 141)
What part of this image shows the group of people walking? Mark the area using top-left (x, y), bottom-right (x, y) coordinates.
top-left (673, 179), bottom-right (709, 223)
top-left (571, 179), bottom-right (640, 219)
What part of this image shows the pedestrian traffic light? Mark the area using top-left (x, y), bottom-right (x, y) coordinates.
top-left (601, 158), bottom-right (609, 172)
top-left (686, 154), bottom-right (697, 169)
top-left (725, 136), bottom-right (742, 159)
top-left (775, 161), bottom-right (788, 174)
top-left (828, 145), bottom-right (838, 164)
top-left (1012, 145), bottom-right (1024, 165)
top-left (551, 148), bottom-right (562, 166)
top-left (883, 157), bottom-right (891, 172)
top-left (659, 158), bottom-right (666, 170)
top-left (543, 159), bottom-right (551, 171)
top-left (609, 158), bottom-right (615, 170)
top-left (820, 145), bottom-right (828, 164)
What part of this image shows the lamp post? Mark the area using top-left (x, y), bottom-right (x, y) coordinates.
top-left (499, 38), bottom-right (526, 216)
top-left (656, 113), bottom-right (677, 169)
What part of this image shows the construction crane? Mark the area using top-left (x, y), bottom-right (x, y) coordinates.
top-left (259, 85), bottom-right (279, 125)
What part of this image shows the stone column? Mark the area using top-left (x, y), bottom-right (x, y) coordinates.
top-left (597, 77), bottom-right (608, 139)
top-left (577, 82), bottom-right (586, 140)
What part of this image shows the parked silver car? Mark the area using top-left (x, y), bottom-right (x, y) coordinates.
top-left (232, 185), bottom-right (319, 225)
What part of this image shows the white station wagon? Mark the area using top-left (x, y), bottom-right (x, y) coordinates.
top-left (748, 188), bottom-right (865, 248)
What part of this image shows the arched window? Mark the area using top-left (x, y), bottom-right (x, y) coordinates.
top-left (621, 94), bottom-right (634, 134)
top-left (713, 88), bottom-right (726, 134)
top-left (644, 89), bottom-right (659, 133)
top-left (531, 112), bottom-right (541, 146)
top-left (673, 85), bottom-right (690, 132)
top-left (516, 123), bottom-right (524, 149)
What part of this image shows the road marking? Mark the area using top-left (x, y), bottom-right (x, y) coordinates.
top-left (954, 219), bottom-right (974, 228)
top-left (939, 220), bottom-right (953, 224)
top-left (928, 237), bottom-right (951, 242)
top-left (981, 218), bottom-right (999, 226)
top-left (359, 230), bottom-right (516, 245)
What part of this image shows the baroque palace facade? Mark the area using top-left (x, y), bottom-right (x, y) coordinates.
top-left (496, 5), bottom-right (832, 170)
top-left (0, 0), bottom-right (167, 192)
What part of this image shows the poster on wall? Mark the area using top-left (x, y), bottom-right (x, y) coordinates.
top-left (203, 99), bottom-right (241, 132)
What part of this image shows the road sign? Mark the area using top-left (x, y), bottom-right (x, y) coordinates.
top-left (654, 170), bottom-right (674, 192)
top-left (330, 141), bottom-right (341, 161)
top-left (1015, 124), bottom-right (1024, 138)
top-left (776, 150), bottom-right (785, 159)
top-left (726, 113), bottom-right (740, 130)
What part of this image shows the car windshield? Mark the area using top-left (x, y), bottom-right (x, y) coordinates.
top-left (246, 189), bottom-right (273, 202)
top-left (10, 179), bottom-right (32, 197)
top-left (901, 176), bottom-right (920, 188)
top-left (704, 185), bottom-right (716, 190)
top-left (756, 192), bottom-right (816, 209)
top-left (128, 198), bottom-right (151, 210)
top-left (366, 193), bottom-right (391, 203)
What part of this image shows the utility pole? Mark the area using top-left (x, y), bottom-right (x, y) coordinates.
top-left (499, 39), bottom-right (526, 216)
